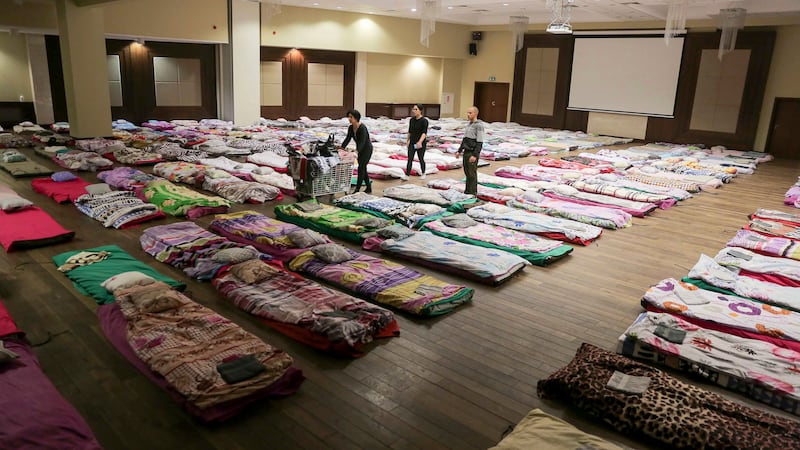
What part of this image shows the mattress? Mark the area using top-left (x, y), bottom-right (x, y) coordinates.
top-left (568, 180), bottom-right (677, 209)
top-left (31, 177), bottom-right (90, 203)
top-left (745, 218), bottom-right (800, 240)
top-left (421, 217), bottom-right (572, 266)
top-left (0, 160), bottom-right (53, 177)
top-left (334, 192), bottom-right (446, 228)
top-left (508, 195), bottom-right (632, 230)
top-left (117, 280), bottom-right (297, 403)
top-left (143, 180), bottom-right (230, 219)
top-left (466, 203), bottom-right (603, 246)
top-left (715, 246), bottom-right (800, 287)
top-left (0, 207), bottom-right (75, 252)
top-left (288, 247), bottom-right (474, 316)
top-left (362, 231), bottom-right (528, 285)
top-left (209, 210), bottom-right (332, 263)
top-left (382, 184), bottom-right (477, 212)
top-left (275, 200), bottom-right (392, 243)
top-left (0, 300), bottom-right (102, 450)
top-left (51, 244), bottom-right (186, 305)
top-left (618, 311), bottom-right (800, 417)
top-left (489, 409), bottom-right (619, 450)
top-left (726, 229), bottom-right (800, 260)
top-left (641, 278), bottom-right (800, 353)
top-left (537, 343), bottom-right (800, 449)
top-left (542, 188), bottom-right (658, 218)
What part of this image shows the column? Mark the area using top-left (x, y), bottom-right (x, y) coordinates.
top-left (55, 0), bottom-right (112, 137)
top-left (220, 0), bottom-right (260, 125)
top-left (354, 52), bottom-right (367, 114)
top-left (26, 34), bottom-right (55, 125)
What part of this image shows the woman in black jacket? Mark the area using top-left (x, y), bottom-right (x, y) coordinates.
top-left (340, 109), bottom-right (373, 194)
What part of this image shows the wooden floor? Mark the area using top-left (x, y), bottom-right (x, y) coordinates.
top-left (1, 144), bottom-right (799, 449)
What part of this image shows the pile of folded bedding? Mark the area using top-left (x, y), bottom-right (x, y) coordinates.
top-left (75, 190), bottom-right (165, 229)
top-left (52, 150), bottom-right (113, 172)
top-left (97, 166), bottom-right (163, 191)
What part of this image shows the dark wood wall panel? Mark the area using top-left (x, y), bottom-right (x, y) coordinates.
top-left (0, 102), bottom-right (36, 129)
top-left (46, 37), bottom-right (218, 125)
top-left (365, 103), bottom-right (441, 120)
top-left (511, 34), bottom-right (578, 130)
top-left (645, 30), bottom-right (775, 148)
top-left (260, 46), bottom-right (355, 120)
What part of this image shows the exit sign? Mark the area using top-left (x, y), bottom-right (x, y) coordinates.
top-left (489, 76), bottom-right (496, 81)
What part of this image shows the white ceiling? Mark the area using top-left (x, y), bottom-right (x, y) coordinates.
top-left (275, 0), bottom-right (800, 26)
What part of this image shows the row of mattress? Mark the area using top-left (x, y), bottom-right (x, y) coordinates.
top-left (532, 208), bottom-right (800, 449)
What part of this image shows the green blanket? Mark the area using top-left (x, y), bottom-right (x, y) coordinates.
top-left (275, 200), bottom-right (392, 243)
top-left (143, 180), bottom-right (230, 216)
top-left (52, 244), bottom-right (185, 304)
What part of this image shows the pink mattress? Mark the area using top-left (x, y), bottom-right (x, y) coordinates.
top-left (0, 207), bottom-right (75, 252)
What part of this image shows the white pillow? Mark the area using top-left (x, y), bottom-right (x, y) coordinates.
top-left (598, 173), bottom-right (618, 182)
top-left (522, 190), bottom-right (544, 203)
top-left (552, 185), bottom-right (579, 196)
top-left (498, 187), bottom-right (524, 197)
top-left (0, 196), bottom-right (34, 212)
top-left (561, 172), bottom-right (581, 181)
top-left (101, 271), bottom-right (156, 293)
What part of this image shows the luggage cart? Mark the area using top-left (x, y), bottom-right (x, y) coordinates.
top-left (288, 153), bottom-right (354, 200)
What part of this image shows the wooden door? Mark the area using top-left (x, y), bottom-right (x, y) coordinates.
top-left (473, 82), bottom-right (509, 123)
top-left (766, 98), bottom-right (800, 159)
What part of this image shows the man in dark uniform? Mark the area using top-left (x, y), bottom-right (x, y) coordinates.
top-left (455, 106), bottom-right (483, 195)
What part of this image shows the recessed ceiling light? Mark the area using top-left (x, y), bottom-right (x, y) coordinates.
top-left (503, 3), bottom-right (509, 5)
top-left (336, 6), bottom-right (342, 9)
top-left (367, 11), bottom-right (373, 14)
top-left (411, 8), bottom-right (417, 12)
top-left (448, 6), bottom-right (453, 9)
top-left (312, 2), bottom-right (318, 5)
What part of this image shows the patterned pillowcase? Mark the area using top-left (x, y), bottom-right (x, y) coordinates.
top-left (287, 229), bottom-right (327, 248)
top-left (376, 224), bottom-right (415, 240)
top-left (101, 271), bottom-right (156, 293)
top-left (51, 171), bottom-right (78, 182)
top-left (230, 259), bottom-right (280, 284)
top-left (311, 243), bottom-right (354, 264)
top-left (213, 247), bottom-right (260, 264)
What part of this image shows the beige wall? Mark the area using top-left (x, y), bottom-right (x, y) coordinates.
top-left (440, 58), bottom-right (462, 118)
top-left (0, 33), bottom-right (33, 102)
top-left (459, 30), bottom-right (516, 121)
top-left (103, 0), bottom-right (228, 43)
top-left (365, 53), bottom-right (441, 104)
top-left (0, 0), bottom-right (228, 43)
top-left (755, 25), bottom-right (800, 152)
top-left (263, 6), bottom-right (469, 59)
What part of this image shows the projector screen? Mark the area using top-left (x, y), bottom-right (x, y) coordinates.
top-left (568, 34), bottom-right (685, 117)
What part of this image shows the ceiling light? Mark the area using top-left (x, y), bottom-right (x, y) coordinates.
top-left (447, 6), bottom-right (453, 9)
top-left (312, 2), bottom-right (318, 5)
top-left (411, 8), bottom-right (417, 12)
top-left (336, 6), bottom-right (342, 9)
top-left (546, 0), bottom-right (573, 35)
top-left (546, 22), bottom-right (572, 34)
top-left (503, 3), bottom-right (509, 5)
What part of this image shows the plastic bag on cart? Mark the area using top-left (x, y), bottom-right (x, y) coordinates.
top-left (315, 134), bottom-right (336, 157)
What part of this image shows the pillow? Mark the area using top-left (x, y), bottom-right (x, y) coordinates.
top-left (287, 229), bottom-right (327, 248)
top-left (598, 173), bottom-right (618, 182)
top-left (497, 187), bottom-right (524, 197)
top-left (213, 247), bottom-right (260, 264)
top-left (0, 340), bottom-right (19, 365)
top-left (561, 172), bottom-right (581, 181)
top-left (252, 166), bottom-right (275, 175)
top-left (101, 271), bottom-right (156, 293)
top-left (229, 259), bottom-right (280, 284)
top-left (51, 171), bottom-right (78, 182)
top-left (0, 196), bottom-right (34, 212)
top-left (376, 224), bottom-right (415, 240)
top-left (85, 183), bottom-right (111, 195)
top-left (294, 200), bottom-right (323, 212)
top-left (354, 217), bottom-right (392, 228)
top-left (441, 214), bottom-right (478, 228)
top-left (522, 190), bottom-right (544, 203)
top-left (137, 289), bottom-right (185, 314)
top-left (552, 185), bottom-right (579, 196)
top-left (311, 243), bottom-right (354, 264)
top-left (2, 151), bottom-right (26, 163)
top-left (480, 203), bottom-right (511, 214)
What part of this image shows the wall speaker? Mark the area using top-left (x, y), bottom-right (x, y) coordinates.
top-left (472, 31), bottom-right (483, 41)
top-left (469, 43), bottom-right (477, 56)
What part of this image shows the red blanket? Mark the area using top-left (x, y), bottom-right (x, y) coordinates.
top-left (31, 177), bottom-right (90, 204)
top-left (0, 299), bottom-right (22, 338)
